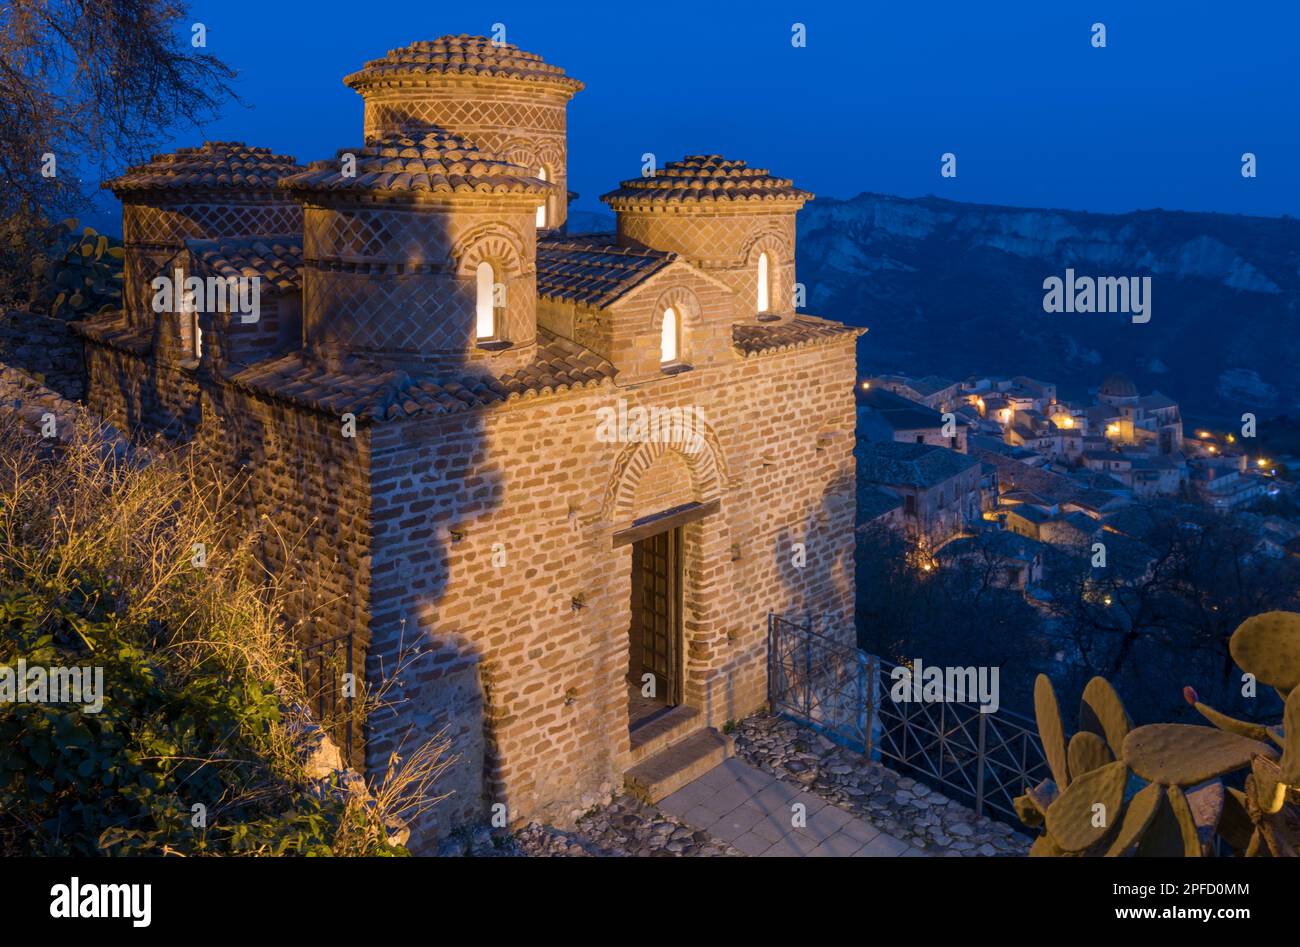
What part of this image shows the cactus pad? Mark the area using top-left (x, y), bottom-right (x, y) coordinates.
top-left (1218, 788), bottom-right (1255, 853)
top-left (1123, 724), bottom-right (1278, 785)
top-left (1193, 701), bottom-right (1274, 743)
top-left (1104, 781), bottom-right (1163, 857)
top-left (1167, 785), bottom-right (1203, 856)
top-left (1079, 676), bottom-right (1132, 756)
top-left (1135, 793), bottom-right (1185, 856)
top-left (1045, 760), bottom-right (1127, 852)
top-left (1034, 673), bottom-right (1070, 789)
top-left (1230, 611), bottom-right (1300, 691)
top-left (1068, 731), bottom-right (1112, 777)
top-left (1029, 834), bottom-right (1066, 857)
top-left (1281, 688), bottom-right (1299, 786)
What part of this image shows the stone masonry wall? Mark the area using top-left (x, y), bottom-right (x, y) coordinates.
top-left (0, 310), bottom-right (85, 400)
top-left (80, 339), bottom-right (370, 660)
top-left (83, 339), bottom-right (202, 438)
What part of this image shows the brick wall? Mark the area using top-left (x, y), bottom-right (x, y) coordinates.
top-left (363, 333), bottom-right (858, 850)
top-left (616, 208), bottom-right (799, 316)
top-left (83, 337), bottom-right (202, 438)
top-left (301, 201), bottom-right (539, 374)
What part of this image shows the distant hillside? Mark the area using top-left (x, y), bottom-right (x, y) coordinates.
top-left (797, 193), bottom-right (1300, 420)
top-left (564, 210), bottom-right (616, 235)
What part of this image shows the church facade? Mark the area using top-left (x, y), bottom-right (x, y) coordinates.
top-left (75, 35), bottom-right (860, 850)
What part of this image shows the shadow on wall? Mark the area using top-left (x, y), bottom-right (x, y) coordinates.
top-left (359, 359), bottom-right (509, 853)
top-left (775, 463), bottom-right (857, 636)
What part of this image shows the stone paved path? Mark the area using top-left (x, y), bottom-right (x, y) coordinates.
top-left (658, 757), bottom-right (920, 857)
top-left (733, 714), bottom-right (1031, 855)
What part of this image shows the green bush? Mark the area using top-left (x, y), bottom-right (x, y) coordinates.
top-left (0, 416), bottom-right (412, 856)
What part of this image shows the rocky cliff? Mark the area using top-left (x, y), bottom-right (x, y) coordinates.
top-left (798, 193), bottom-right (1300, 419)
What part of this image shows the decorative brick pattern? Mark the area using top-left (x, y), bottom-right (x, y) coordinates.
top-left (301, 204), bottom-right (538, 369)
top-left (121, 199), bottom-right (302, 326)
top-left (617, 210), bottom-right (799, 315)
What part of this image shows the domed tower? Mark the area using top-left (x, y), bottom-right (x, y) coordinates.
top-left (601, 155), bottom-right (812, 320)
top-left (104, 142), bottom-right (303, 329)
top-left (342, 36), bottom-right (582, 231)
top-left (278, 127), bottom-right (552, 375)
top-left (1099, 372), bottom-right (1139, 407)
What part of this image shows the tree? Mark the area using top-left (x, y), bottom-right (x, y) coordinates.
top-left (0, 0), bottom-right (236, 302)
top-left (1039, 500), bottom-right (1300, 725)
top-left (855, 523), bottom-right (1050, 715)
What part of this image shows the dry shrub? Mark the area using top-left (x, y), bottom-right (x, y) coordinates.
top-left (0, 411), bottom-right (452, 854)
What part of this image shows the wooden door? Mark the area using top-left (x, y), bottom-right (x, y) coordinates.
top-left (629, 528), bottom-right (680, 705)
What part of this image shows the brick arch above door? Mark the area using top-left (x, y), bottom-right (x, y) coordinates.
top-left (599, 412), bottom-right (731, 529)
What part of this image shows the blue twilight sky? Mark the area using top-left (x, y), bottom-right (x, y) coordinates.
top-left (86, 0), bottom-right (1300, 231)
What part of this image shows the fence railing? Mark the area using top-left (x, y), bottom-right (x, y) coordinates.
top-left (297, 632), bottom-right (356, 768)
top-left (767, 613), bottom-right (1048, 822)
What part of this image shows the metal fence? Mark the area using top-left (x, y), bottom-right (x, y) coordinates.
top-left (297, 632), bottom-right (356, 768)
top-left (767, 613), bottom-right (1048, 822)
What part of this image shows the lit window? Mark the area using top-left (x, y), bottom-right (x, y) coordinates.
top-left (660, 307), bottom-right (678, 364)
top-left (536, 167), bottom-right (548, 228)
top-left (180, 286), bottom-right (202, 359)
top-left (757, 251), bottom-right (770, 313)
top-left (475, 261), bottom-right (496, 340)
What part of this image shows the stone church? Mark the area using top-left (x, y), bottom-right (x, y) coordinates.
top-left (75, 35), bottom-right (860, 849)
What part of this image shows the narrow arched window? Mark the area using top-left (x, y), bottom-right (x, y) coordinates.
top-left (536, 167), bottom-right (549, 228)
top-left (475, 261), bottom-right (496, 340)
top-left (660, 307), bottom-right (678, 364)
top-left (757, 251), bottom-right (770, 313)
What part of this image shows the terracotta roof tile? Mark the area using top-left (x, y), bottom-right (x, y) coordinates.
top-left (732, 315), bottom-right (860, 355)
top-left (857, 441), bottom-right (980, 489)
top-left (186, 235), bottom-right (303, 293)
top-left (536, 235), bottom-right (674, 307)
top-left (279, 128), bottom-right (549, 197)
top-left (344, 35), bottom-right (582, 95)
top-left (104, 142), bottom-right (303, 193)
top-left (72, 315), bottom-right (151, 354)
top-left (602, 155), bottom-right (812, 208)
top-left (229, 329), bottom-right (615, 420)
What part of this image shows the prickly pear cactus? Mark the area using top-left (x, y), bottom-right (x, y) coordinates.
top-left (27, 218), bottom-right (124, 318)
top-left (1015, 611), bottom-right (1300, 857)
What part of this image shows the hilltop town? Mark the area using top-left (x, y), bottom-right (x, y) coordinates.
top-left (856, 371), bottom-right (1299, 593)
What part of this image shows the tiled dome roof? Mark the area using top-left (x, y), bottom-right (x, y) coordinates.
top-left (104, 142), bottom-right (302, 193)
top-left (344, 35), bottom-right (583, 95)
top-left (278, 128), bottom-right (551, 197)
top-left (1100, 373), bottom-right (1138, 398)
top-left (601, 155), bottom-right (812, 208)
